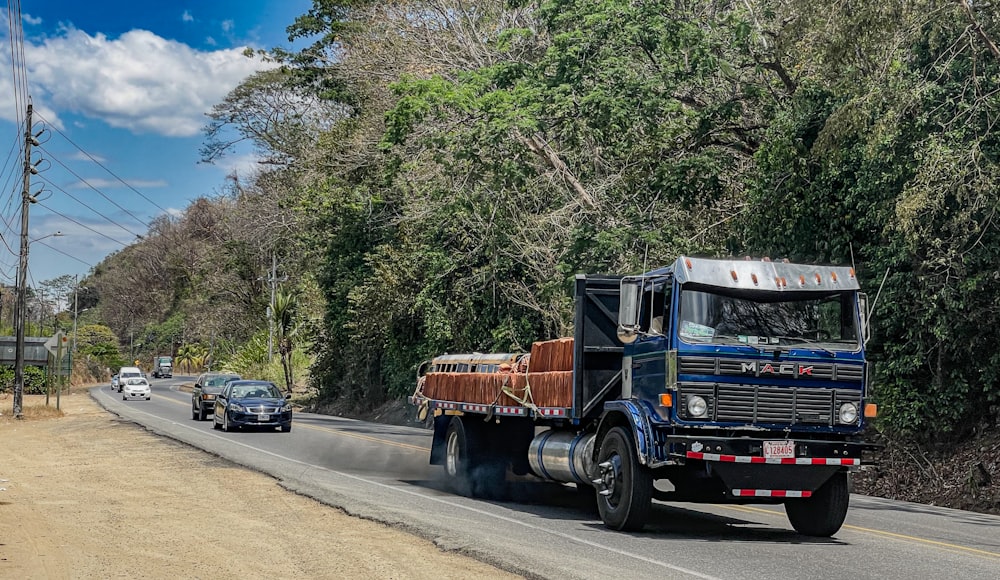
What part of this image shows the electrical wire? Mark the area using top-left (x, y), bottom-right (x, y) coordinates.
top-left (34, 239), bottom-right (93, 267)
top-left (34, 111), bottom-right (170, 215)
top-left (38, 147), bottom-right (151, 231)
top-left (34, 200), bottom-right (132, 248)
top-left (36, 173), bottom-right (146, 239)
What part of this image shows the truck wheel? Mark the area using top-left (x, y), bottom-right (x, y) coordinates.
top-left (595, 426), bottom-right (653, 531)
top-left (192, 405), bottom-right (198, 420)
top-left (444, 417), bottom-right (475, 496)
top-left (784, 471), bottom-right (850, 537)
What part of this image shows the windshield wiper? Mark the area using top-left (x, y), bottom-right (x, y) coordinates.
top-left (712, 334), bottom-right (765, 354)
top-left (774, 336), bottom-right (836, 357)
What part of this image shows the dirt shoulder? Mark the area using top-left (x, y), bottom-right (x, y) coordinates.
top-left (0, 391), bottom-right (519, 579)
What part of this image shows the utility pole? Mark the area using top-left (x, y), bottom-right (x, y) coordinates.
top-left (268, 252), bottom-right (276, 361)
top-left (13, 103), bottom-right (37, 419)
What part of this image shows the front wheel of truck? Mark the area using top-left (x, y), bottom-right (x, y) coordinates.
top-left (596, 426), bottom-right (653, 531)
top-left (444, 417), bottom-right (475, 497)
top-left (784, 471), bottom-right (849, 537)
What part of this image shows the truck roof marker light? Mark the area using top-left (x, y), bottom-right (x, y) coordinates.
top-left (831, 271), bottom-right (839, 283)
top-left (864, 403), bottom-right (878, 418)
top-left (782, 258), bottom-right (790, 263)
top-left (751, 273), bottom-right (759, 285)
top-left (762, 256), bottom-right (772, 262)
top-left (849, 268), bottom-right (856, 278)
top-left (731, 270), bottom-right (738, 282)
top-left (684, 258), bottom-right (693, 270)
top-left (659, 393), bottom-right (673, 408)
top-left (814, 273), bottom-right (822, 285)
top-left (799, 275), bottom-right (806, 286)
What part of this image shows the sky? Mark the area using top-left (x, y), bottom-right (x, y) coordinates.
top-left (0, 0), bottom-right (314, 289)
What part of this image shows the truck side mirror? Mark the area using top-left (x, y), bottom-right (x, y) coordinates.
top-left (858, 292), bottom-right (870, 344)
top-left (618, 278), bottom-right (642, 344)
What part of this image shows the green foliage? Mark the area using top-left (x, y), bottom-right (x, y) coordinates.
top-left (0, 366), bottom-right (47, 395)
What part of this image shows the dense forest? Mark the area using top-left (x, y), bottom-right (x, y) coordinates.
top-left (58, 1), bottom-right (1000, 446)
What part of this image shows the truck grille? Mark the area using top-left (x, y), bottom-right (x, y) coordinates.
top-left (679, 356), bottom-right (863, 382)
top-left (677, 382), bottom-right (862, 426)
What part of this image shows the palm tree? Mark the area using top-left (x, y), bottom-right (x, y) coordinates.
top-left (175, 343), bottom-right (203, 373)
top-left (272, 289), bottom-right (299, 392)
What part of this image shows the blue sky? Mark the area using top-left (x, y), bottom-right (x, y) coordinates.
top-left (0, 0), bottom-right (314, 287)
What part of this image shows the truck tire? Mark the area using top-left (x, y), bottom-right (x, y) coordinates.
top-left (595, 426), bottom-right (653, 531)
top-left (443, 417), bottom-right (507, 499)
top-left (784, 471), bottom-right (849, 537)
top-left (444, 417), bottom-right (475, 496)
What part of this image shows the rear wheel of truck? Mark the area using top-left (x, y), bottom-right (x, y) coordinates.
top-left (784, 471), bottom-right (849, 537)
top-left (444, 417), bottom-right (475, 496)
top-left (443, 417), bottom-right (507, 500)
top-left (596, 426), bottom-right (653, 531)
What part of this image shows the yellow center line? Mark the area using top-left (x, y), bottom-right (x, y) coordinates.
top-left (154, 387), bottom-right (429, 452)
top-left (716, 504), bottom-right (1000, 560)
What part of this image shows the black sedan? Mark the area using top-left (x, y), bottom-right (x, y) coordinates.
top-left (212, 380), bottom-right (292, 433)
top-left (192, 372), bottom-right (242, 421)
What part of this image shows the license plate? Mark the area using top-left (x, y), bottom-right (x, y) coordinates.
top-left (258, 414), bottom-right (270, 422)
top-left (763, 440), bottom-right (795, 459)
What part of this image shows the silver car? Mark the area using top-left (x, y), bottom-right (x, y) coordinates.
top-left (122, 377), bottom-right (151, 401)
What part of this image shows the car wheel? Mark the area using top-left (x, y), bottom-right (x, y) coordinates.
top-left (197, 406), bottom-right (206, 421)
top-left (192, 405), bottom-right (198, 420)
top-left (280, 423), bottom-right (291, 433)
top-left (145, 397), bottom-right (150, 400)
top-left (122, 395), bottom-right (126, 401)
top-left (222, 412), bottom-right (234, 432)
top-left (212, 416), bottom-right (221, 430)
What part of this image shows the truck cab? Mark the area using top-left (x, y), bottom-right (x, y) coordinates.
top-left (591, 256), bottom-right (877, 533)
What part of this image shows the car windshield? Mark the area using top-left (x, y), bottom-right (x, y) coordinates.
top-left (207, 376), bottom-right (239, 387)
top-left (678, 287), bottom-right (860, 350)
top-left (230, 384), bottom-right (280, 398)
top-left (128, 378), bottom-right (146, 385)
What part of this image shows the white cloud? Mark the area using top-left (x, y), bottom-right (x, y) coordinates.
top-left (182, 10), bottom-right (194, 23)
top-left (0, 26), bottom-right (276, 137)
top-left (205, 36), bottom-right (217, 46)
top-left (23, 14), bottom-right (42, 25)
top-left (70, 178), bottom-right (168, 190)
top-left (69, 150), bottom-right (106, 163)
top-left (212, 151), bottom-right (262, 181)
top-left (221, 20), bottom-right (235, 33)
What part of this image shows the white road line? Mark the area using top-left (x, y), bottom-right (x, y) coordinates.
top-left (94, 387), bottom-right (721, 580)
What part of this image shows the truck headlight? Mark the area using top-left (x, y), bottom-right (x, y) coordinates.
top-left (838, 402), bottom-right (859, 424)
top-left (687, 395), bottom-right (708, 418)
top-left (281, 403), bottom-right (292, 412)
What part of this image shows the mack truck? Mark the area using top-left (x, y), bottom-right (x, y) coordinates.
top-left (411, 256), bottom-right (880, 536)
top-left (152, 355), bottom-right (173, 379)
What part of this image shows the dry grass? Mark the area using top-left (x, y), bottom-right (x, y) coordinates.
top-left (0, 395), bottom-right (67, 423)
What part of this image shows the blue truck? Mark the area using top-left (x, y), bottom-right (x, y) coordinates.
top-left (412, 256), bottom-right (879, 536)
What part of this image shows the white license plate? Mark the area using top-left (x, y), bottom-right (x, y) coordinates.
top-left (258, 414), bottom-right (270, 422)
top-left (763, 440), bottom-right (795, 458)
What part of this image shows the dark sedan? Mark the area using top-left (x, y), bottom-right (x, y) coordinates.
top-left (212, 380), bottom-right (292, 432)
top-left (192, 372), bottom-right (242, 421)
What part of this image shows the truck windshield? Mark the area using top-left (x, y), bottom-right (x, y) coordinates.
top-left (678, 287), bottom-right (860, 350)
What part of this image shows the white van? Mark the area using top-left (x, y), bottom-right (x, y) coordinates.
top-left (117, 366), bottom-right (143, 392)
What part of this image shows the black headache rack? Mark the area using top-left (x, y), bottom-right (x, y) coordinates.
top-left (573, 274), bottom-right (625, 420)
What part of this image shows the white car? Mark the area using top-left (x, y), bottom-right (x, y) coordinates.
top-left (122, 377), bottom-right (151, 401)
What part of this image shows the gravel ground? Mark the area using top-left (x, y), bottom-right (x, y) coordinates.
top-left (0, 392), bottom-right (520, 579)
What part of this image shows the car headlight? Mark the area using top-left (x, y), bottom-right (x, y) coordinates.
top-left (687, 395), bottom-right (708, 418)
top-left (229, 403), bottom-right (245, 413)
top-left (281, 403), bottom-right (292, 412)
top-left (838, 402), bottom-right (859, 424)
top-left (202, 394), bottom-right (216, 400)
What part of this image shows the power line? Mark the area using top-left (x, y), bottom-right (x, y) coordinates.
top-left (36, 173), bottom-right (146, 239)
top-left (35, 200), bottom-right (133, 248)
top-left (38, 147), bottom-right (151, 231)
top-left (34, 239), bottom-right (93, 267)
top-left (34, 111), bottom-right (170, 215)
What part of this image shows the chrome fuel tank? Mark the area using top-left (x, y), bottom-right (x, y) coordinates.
top-left (528, 430), bottom-right (596, 486)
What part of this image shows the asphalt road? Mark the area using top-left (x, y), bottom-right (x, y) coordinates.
top-left (92, 377), bottom-right (1000, 580)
